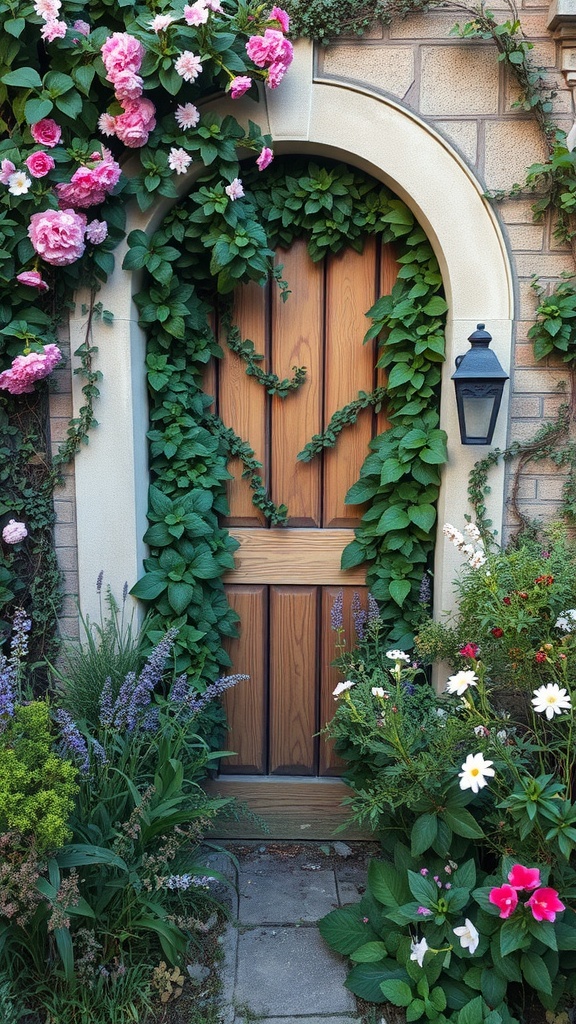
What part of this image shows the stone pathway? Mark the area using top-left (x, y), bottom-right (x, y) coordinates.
top-left (205, 842), bottom-right (378, 1024)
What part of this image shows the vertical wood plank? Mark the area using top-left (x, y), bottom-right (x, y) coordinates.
top-left (220, 281), bottom-right (268, 526)
top-left (323, 241), bottom-right (379, 527)
top-left (319, 586), bottom-right (368, 775)
top-left (376, 242), bottom-right (399, 436)
top-left (270, 242), bottom-right (323, 526)
top-left (221, 585), bottom-right (268, 773)
top-left (269, 585), bottom-right (318, 774)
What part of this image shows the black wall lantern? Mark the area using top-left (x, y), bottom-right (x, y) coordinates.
top-left (451, 324), bottom-right (509, 445)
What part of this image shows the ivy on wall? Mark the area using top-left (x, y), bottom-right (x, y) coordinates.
top-left (129, 157), bottom-right (448, 675)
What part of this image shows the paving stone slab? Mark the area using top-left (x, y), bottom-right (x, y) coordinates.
top-left (238, 864), bottom-right (338, 924)
top-left (234, 926), bottom-right (357, 1016)
top-left (217, 922), bottom-right (238, 1024)
top-left (334, 862), bottom-right (368, 906)
top-left (254, 1017), bottom-right (360, 1024)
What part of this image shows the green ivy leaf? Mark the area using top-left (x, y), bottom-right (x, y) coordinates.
top-left (2, 67), bottom-right (43, 88)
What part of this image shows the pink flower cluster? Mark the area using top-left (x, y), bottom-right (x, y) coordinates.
top-left (0, 345), bottom-right (62, 395)
top-left (99, 33), bottom-right (156, 147)
top-left (2, 520), bottom-right (28, 544)
top-left (245, 21), bottom-right (293, 90)
top-left (28, 209), bottom-right (87, 266)
top-left (34, 0), bottom-right (67, 42)
top-left (489, 864), bottom-right (565, 923)
top-left (16, 270), bottom-right (49, 292)
top-left (56, 149), bottom-right (121, 208)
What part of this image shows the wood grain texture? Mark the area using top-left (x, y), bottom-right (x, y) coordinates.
top-left (222, 528), bottom-right (365, 584)
top-left (323, 241), bottom-right (379, 527)
top-left (271, 242), bottom-right (323, 526)
top-left (269, 586), bottom-right (317, 774)
top-left (220, 281), bottom-right (267, 527)
top-left (203, 776), bottom-right (372, 839)
top-left (221, 585), bottom-right (268, 774)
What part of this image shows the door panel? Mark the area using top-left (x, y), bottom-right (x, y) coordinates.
top-left (217, 239), bottom-right (397, 784)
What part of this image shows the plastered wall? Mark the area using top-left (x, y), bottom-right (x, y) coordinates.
top-left (49, 8), bottom-right (575, 633)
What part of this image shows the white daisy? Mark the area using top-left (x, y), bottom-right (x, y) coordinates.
top-left (531, 683), bottom-right (572, 720)
top-left (445, 670), bottom-right (478, 696)
top-left (458, 752), bottom-right (495, 794)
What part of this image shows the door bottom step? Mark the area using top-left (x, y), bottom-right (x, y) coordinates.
top-left (203, 775), bottom-right (373, 840)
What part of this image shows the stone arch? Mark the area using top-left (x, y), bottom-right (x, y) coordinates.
top-left (70, 39), bottom-right (514, 623)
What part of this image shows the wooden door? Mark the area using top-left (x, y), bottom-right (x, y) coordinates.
top-left (205, 237), bottom-right (397, 838)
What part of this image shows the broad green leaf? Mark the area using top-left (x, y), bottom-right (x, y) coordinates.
top-left (481, 968), bottom-right (507, 1007)
top-left (458, 995), bottom-right (484, 1024)
top-left (351, 941), bottom-right (389, 963)
top-left (318, 906), bottom-right (379, 954)
top-left (130, 571), bottom-right (168, 601)
top-left (2, 67), bottom-right (43, 88)
top-left (368, 859), bottom-right (410, 907)
top-left (407, 503), bottom-right (436, 533)
top-left (411, 813), bottom-right (438, 856)
top-left (389, 578), bottom-right (411, 605)
top-left (500, 917), bottom-right (530, 956)
top-left (376, 507), bottom-right (411, 534)
top-left (442, 808), bottom-right (484, 839)
top-left (520, 951), bottom-right (552, 995)
top-left (346, 962), bottom-right (409, 1002)
top-left (25, 97), bottom-right (53, 123)
top-left (380, 979), bottom-right (413, 1006)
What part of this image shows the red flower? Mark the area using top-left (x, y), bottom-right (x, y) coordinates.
top-left (525, 888), bottom-right (565, 922)
top-left (518, 592), bottom-right (528, 600)
top-left (507, 864), bottom-right (541, 891)
top-left (459, 643), bottom-right (479, 659)
top-left (535, 651), bottom-right (547, 663)
top-left (534, 575), bottom-right (554, 585)
top-left (503, 597), bottom-right (511, 606)
top-left (491, 627), bottom-right (504, 638)
top-left (489, 884), bottom-right (518, 919)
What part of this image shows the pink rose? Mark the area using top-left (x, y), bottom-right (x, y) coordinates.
top-left (31, 119), bottom-right (61, 148)
top-left (230, 75), bottom-right (253, 99)
top-left (55, 152), bottom-right (121, 207)
top-left (183, 2), bottom-right (209, 25)
top-left (111, 69), bottom-right (143, 101)
top-left (256, 146), bottom-right (273, 171)
top-left (101, 32), bottom-right (145, 79)
top-left (266, 61), bottom-right (289, 88)
top-left (114, 98), bottom-right (156, 148)
top-left (0, 345), bottom-right (62, 395)
top-left (507, 865), bottom-right (542, 892)
top-left (25, 151), bottom-right (55, 178)
top-left (16, 270), bottom-right (49, 292)
top-left (488, 884), bottom-right (518, 919)
top-left (268, 6), bottom-right (290, 32)
top-left (28, 208), bottom-right (86, 266)
top-left (2, 520), bottom-right (28, 544)
top-left (246, 29), bottom-right (293, 68)
top-left (0, 159), bottom-right (16, 184)
top-left (525, 888), bottom-right (565, 923)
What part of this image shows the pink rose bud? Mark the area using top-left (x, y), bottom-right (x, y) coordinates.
top-left (230, 75), bottom-right (253, 99)
top-left (256, 146), bottom-right (273, 171)
top-left (2, 520), bottom-right (28, 544)
top-left (16, 270), bottom-right (49, 292)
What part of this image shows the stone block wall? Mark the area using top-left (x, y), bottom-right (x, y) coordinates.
top-left (317, 2), bottom-right (576, 533)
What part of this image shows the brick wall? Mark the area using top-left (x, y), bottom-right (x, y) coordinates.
top-left (317, 3), bottom-right (576, 531)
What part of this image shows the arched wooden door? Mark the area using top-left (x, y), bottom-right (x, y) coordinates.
top-left (206, 236), bottom-right (397, 837)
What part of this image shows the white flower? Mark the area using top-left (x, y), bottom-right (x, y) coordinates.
top-left (168, 147), bottom-right (192, 174)
top-left (473, 724), bottom-right (489, 737)
top-left (175, 102), bottom-right (200, 129)
top-left (555, 609), bottom-right (576, 633)
top-left (531, 683), bottom-right (572, 720)
top-left (460, 543), bottom-right (475, 558)
top-left (174, 51), bottom-right (203, 82)
top-left (385, 649), bottom-right (410, 663)
top-left (464, 522), bottom-right (481, 542)
top-left (150, 13), bottom-right (174, 31)
top-left (458, 752), bottom-right (495, 794)
top-left (7, 171), bottom-right (31, 195)
top-left (453, 919), bottom-right (479, 954)
top-left (371, 687), bottom-right (387, 698)
top-left (410, 937), bottom-right (429, 968)
top-left (333, 680), bottom-right (355, 699)
top-left (225, 178), bottom-right (244, 200)
top-left (445, 670), bottom-right (478, 697)
top-left (443, 523), bottom-right (464, 548)
top-left (468, 551), bottom-right (486, 569)
top-left (496, 730), bottom-right (508, 742)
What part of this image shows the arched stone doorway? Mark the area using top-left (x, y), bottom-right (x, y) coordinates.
top-left (68, 43), bottom-right (514, 834)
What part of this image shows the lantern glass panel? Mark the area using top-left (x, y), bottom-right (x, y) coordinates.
top-left (462, 395), bottom-right (495, 442)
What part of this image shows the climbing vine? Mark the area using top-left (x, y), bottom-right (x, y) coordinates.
top-left (128, 157), bottom-right (448, 671)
